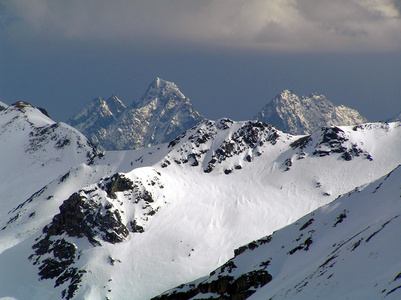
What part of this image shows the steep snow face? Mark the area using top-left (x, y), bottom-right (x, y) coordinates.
top-left (67, 78), bottom-right (204, 150)
top-left (157, 165), bottom-right (401, 300)
top-left (0, 102), bottom-right (100, 210)
top-left (2, 109), bottom-right (401, 300)
top-left (255, 90), bottom-right (367, 135)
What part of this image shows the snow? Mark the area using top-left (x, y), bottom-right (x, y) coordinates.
top-left (1, 103), bottom-right (401, 300)
top-left (162, 165), bottom-right (401, 299)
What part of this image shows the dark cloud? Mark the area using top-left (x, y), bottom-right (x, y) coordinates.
top-left (1, 0), bottom-right (400, 52)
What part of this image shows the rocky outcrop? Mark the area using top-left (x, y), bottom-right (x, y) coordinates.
top-left (43, 192), bottom-right (129, 245)
top-left (163, 118), bottom-right (288, 175)
top-left (29, 191), bottom-right (130, 299)
top-left (153, 236), bottom-right (274, 300)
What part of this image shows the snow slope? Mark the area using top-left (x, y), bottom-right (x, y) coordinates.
top-left (156, 164), bottom-right (401, 300)
top-left (255, 90), bottom-right (367, 135)
top-left (1, 105), bottom-right (401, 299)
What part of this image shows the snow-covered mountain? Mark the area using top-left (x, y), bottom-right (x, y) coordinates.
top-left (0, 101), bottom-right (101, 215)
top-left (1, 102), bottom-right (401, 300)
top-left (67, 95), bottom-right (127, 147)
top-left (67, 78), bottom-right (204, 150)
top-left (155, 164), bottom-right (401, 300)
top-left (0, 100), bottom-right (8, 111)
top-left (255, 90), bottom-right (367, 135)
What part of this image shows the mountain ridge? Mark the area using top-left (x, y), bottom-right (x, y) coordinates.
top-left (2, 101), bottom-right (401, 299)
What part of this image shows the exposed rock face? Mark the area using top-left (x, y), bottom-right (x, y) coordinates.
top-left (67, 95), bottom-right (126, 147)
top-left (255, 90), bottom-right (367, 135)
top-left (44, 192), bottom-right (129, 245)
top-left (29, 189), bottom-right (130, 300)
top-left (163, 118), bottom-right (286, 175)
top-left (27, 170), bottom-right (166, 299)
top-left (67, 78), bottom-right (204, 150)
top-left (152, 236), bottom-right (273, 300)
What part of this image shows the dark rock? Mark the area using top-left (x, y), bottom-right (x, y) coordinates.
top-left (104, 173), bottom-right (134, 199)
top-left (44, 192), bottom-right (128, 245)
top-left (153, 270), bottom-right (272, 300)
top-left (300, 218), bottom-right (314, 231)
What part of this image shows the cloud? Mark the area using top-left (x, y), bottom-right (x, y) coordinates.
top-left (1, 0), bottom-right (400, 52)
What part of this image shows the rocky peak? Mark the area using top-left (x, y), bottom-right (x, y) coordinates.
top-left (132, 77), bottom-right (186, 109)
top-left (67, 78), bottom-right (204, 150)
top-left (279, 89), bottom-right (297, 99)
top-left (255, 90), bottom-right (367, 135)
top-left (68, 96), bottom-right (126, 126)
top-left (104, 95), bottom-right (126, 117)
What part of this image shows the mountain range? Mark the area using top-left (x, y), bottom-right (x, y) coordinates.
top-left (67, 78), bottom-right (204, 150)
top-left (67, 79), bottom-right (368, 151)
top-left (1, 99), bottom-right (401, 299)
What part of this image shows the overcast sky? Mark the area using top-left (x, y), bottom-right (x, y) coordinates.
top-left (1, 0), bottom-right (401, 122)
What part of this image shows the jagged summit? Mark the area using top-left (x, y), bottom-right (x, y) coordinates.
top-left (67, 78), bottom-right (204, 150)
top-left (132, 77), bottom-right (185, 109)
top-left (255, 90), bottom-right (367, 135)
top-left (67, 95), bottom-right (126, 147)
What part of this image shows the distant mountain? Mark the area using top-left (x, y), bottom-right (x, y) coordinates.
top-left (255, 90), bottom-right (367, 135)
top-left (67, 95), bottom-right (127, 147)
top-left (154, 164), bottom-right (401, 300)
top-left (0, 100), bottom-right (8, 111)
top-left (67, 78), bottom-right (204, 150)
top-left (2, 99), bottom-right (401, 300)
top-left (388, 111), bottom-right (401, 122)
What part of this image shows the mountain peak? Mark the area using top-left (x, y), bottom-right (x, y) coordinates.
top-left (279, 89), bottom-right (296, 97)
top-left (256, 90), bottom-right (367, 135)
top-left (133, 77), bottom-right (184, 108)
top-left (151, 77), bottom-right (170, 88)
top-left (68, 79), bottom-right (204, 150)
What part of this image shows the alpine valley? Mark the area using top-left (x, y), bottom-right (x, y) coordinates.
top-left (1, 95), bottom-right (401, 300)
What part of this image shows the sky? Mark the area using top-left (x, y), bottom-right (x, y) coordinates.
top-left (0, 0), bottom-right (401, 122)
